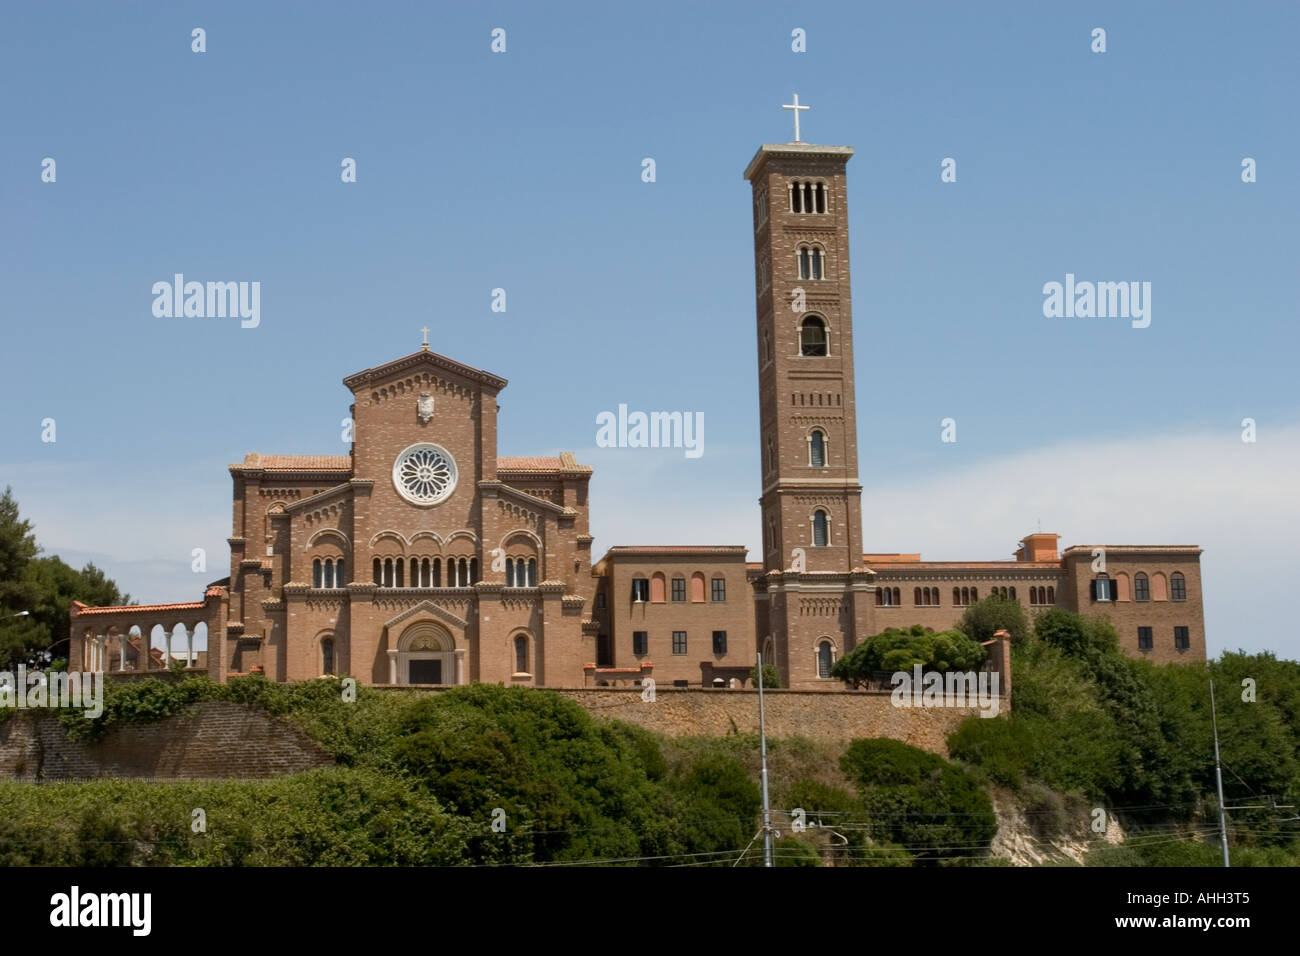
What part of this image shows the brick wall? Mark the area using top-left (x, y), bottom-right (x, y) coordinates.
top-left (0, 701), bottom-right (335, 781)
top-left (549, 687), bottom-right (997, 756)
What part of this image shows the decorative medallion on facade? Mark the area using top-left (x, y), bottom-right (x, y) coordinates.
top-left (417, 391), bottom-right (435, 424)
top-left (393, 442), bottom-right (457, 506)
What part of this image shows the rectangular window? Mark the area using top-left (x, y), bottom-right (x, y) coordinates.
top-left (1174, 626), bottom-right (1190, 650)
top-left (631, 578), bottom-right (649, 602)
top-left (595, 592), bottom-right (606, 609)
top-left (711, 578), bottom-right (726, 602)
top-left (1092, 579), bottom-right (1113, 602)
top-left (1171, 576), bottom-right (1187, 601)
top-left (672, 631), bottom-right (687, 655)
top-left (633, 631), bottom-right (648, 656)
top-left (712, 631), bottom-right (727, 655)
top-left (1138, 626), bottom-right (1153, 651)
top-left (671, 578), bottom-right (686, 602)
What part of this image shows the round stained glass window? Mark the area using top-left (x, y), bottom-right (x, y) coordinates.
top-left (392, 443), bottom-right (457, 505)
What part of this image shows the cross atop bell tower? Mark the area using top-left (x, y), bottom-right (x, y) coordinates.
top-left (782, 93), bottom-right (810, 143)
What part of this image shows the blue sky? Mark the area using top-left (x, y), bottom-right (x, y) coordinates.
top-left (1, 2), bottom-right (1296, 658)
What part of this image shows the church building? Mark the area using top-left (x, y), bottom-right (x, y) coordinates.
top-left (70, 115), bottom-right (1207, 690)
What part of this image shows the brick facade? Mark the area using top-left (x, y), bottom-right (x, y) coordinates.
top-left (68, 138), bottom-right (1207, 688)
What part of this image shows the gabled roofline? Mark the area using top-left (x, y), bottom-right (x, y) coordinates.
top-left (343, 347), bottom-right (508, 392)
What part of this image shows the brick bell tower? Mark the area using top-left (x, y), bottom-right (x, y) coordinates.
top-left (745, 103), bottom-right (873, 689)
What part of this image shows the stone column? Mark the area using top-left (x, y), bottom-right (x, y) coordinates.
top-left (455, 648), bottom-right (467, 685)
top-left (387, 649), bottom-right (398, 684)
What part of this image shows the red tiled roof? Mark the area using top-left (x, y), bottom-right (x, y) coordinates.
top-left (231, 454), bottom-right (352, 471)
top-left (867, 561), bottom-right (1062, 570)
top-left (605, 546), bottom-right (748, 554)
top-left (498, 452), bottom-right (592, 474)
top-left (72, 600), bottom-right (205, 616)
top-left (498, 456), bottom-right (565, 470)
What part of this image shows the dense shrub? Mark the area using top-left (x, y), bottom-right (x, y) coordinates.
top-left (831, 625), bottom-right (986, 687)
top-left (957, 594), bottom-right (1030, 646)
top-left (840, 739), bottom-right (997, 865)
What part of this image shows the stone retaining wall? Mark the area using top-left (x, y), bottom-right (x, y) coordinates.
top-left (0, 701), bottom-right (335, 781)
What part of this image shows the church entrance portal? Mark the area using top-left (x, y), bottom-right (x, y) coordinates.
top-left (409, 659), bottom-right (442, 684)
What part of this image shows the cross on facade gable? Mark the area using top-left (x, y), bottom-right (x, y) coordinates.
top-left (421, 326), bottom-right (430, 349)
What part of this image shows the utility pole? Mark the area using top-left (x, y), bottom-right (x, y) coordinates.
top-left (1209, 679), bottom-right (1230, 867)
top-left (757, 651), bottom-right (774, 867)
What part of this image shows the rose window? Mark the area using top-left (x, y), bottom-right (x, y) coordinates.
top-left (392, 443), bottom-right (457, 505)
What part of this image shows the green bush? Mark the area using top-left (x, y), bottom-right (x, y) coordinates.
top-left (840, 739), bottom-right (997, 866)
top-left (957, 594), bottom-right (1030, 646)
top-left (831, 625), bottom-right (986, 687)
top-left (771, 837), bottom-right (821, 867)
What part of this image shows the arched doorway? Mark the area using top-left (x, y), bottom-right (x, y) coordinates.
top-left (395, 622), bottom-right (456, 685)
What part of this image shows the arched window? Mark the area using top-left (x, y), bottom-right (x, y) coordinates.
top-left (812, 510), bottom-right (829, 547)
top-left (313, 559), bottom-right (323, 589)
top-left (325, 559), bottom-right (336, 588)
top-left (373, 557), bottom-right (381, 585)
top-left (1092, 574), bottom-right (1113, 602)
top-left (797, 245), bottom-right (825, 281)
top-left (420, 558), bottom-right (430, 587)
top-left (470, 558), bottom-right (479, 584)
top-left (914, 587), bottom-right (922, 606)
top-left (800, 317), bottom-right (827, 356)
top-left (810, 430), bottom-right (826, 467)
top-left (817, 641), bottom-right (834, 679)
top-left (1171, 572), bottom-right (1186, 601)
top-left (1134, 572), bottom-right (1150, 602)
top-left (383, 558), bottom-right (394, 588)
top-left (1047, 586), bottom-right (1055, 604)
top-left (506, 558), bottom-right (516, 588)
top-left (336, 559), bottom-right (345, 586)
top-left (790, 181), bottom-right (827, 214)
top-left (526, 558), bottom-right (536, 587)
top-left (432, 557), bottom-right (442, 587)
top-left (395, 559), bottom-right (404, 588)
top-left (1009, 587), bottom-right (1016, 601)
top-left (514, 635), bottom-right (528, 674)
top-left (321, 637), bottom-right (334, 676)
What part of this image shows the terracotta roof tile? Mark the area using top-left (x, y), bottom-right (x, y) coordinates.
top-left (72, 600), bottom-right (206, 616)
top-left (498, 456), bottom-right (566, 470)
top-left (232, 454), bottom-right (352, 471)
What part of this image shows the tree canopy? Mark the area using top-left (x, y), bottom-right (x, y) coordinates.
top-left (0, 486), bottom-right (130, 667)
